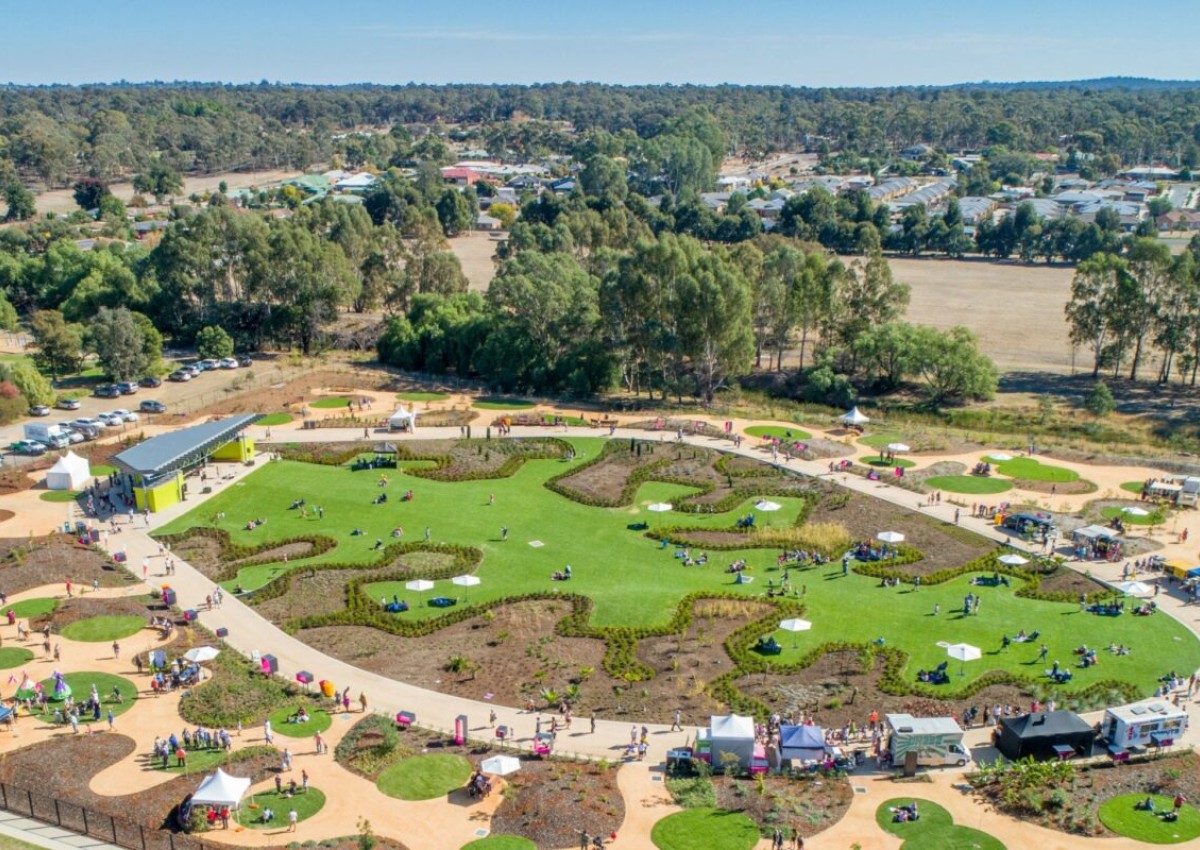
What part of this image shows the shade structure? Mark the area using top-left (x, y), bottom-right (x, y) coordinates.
top-left (876, 531), bottom-right (905, 544)
top-left (778, 618), bottom-right (812, 633)
top-left (184, 646), bottom-right (221, 663)
top-left (946, 642), bottom-right (982, 677)
top-left (839, 407), bottom-right (869, 425)
top-left (480, 755), bottom-right (521, 776)
top-left (405, 579), bottom-right (434, 592)
top-left (885, 443), bottom-right (911, 453)
top-left (452, 575), bottom-right (481, 588)
top-left (45, 451), bottom-right (90, 491)
top-left (997, 553), bottom-right (1029, 566)
top-left (192, 768), bottom-right (252, 809)
top-left (755, 500), bottom-right (782, 512)
top-left (647, 502), bottom-right (673, 513)
top-left (1122, 507), bottom-right (1150, 517)
top-left (987, 453), bottom-right (1014, 462)
top-left (1116, 580), bottom-right (1154, 598)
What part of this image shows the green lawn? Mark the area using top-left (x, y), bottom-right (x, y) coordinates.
top-left (0, 833), bottom-right (54, 850)
top-left (145, 745), bottom-right (229, 774)
top-left (0, 648), bottom-right (34, 669)
top-left (651, 809), bottom-right (759, 850)
top-left (155, 438), bottom-right (1200, 695)
top-left (460, 838), bottom-right (537, 850)
top-left (744, 424), bottom-right (812, 441)
top-left (862, 457), bottom-right (916, 469)
top-left (1121, 481), bottom-right (1146, 494)
top-left (7, 597), bottom-right (57, 618)
top-left (1101, 506), bottom-right (1167, 526)
top-left (473, 398), bottom-right (536, 410)
top-left (39, 490), bottom-right (79, 503)
top-left (60, 615), bottom-right (145, 642)
top-left (993, 458), bottom-right (1080, 483)
top-left (1099, 794), bottom-right (1200, 844)
top-left (38, 672), bottom-right (138, 720)
top-left (860, 432), bottom-right (905, 450)
top-left (924, 475), bottom-right (1013, 495)
top-left (267, 707), bottom-right (332, 737)
top-left (90, 464), bottom-right (117, 477)
top-left (397, 391), bottom-right (449, 402)
top-left (377, 753), bottom-right (472, 801)
top-left (876, 798), bottom-right (1005, 849)
top-left (257, 413), bottom-right (294, 427)
top-left (311, 397), bottom-right (352, 409)
top-left (244, 788), bottom-right (326, 829)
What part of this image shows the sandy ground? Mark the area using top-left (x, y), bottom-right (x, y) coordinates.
top-left (32, 170), bottom-right (302, 216)
top-left (448, 232), bottom-right (503, 292)
top-left (892, 257), bottom-right (1078, 375)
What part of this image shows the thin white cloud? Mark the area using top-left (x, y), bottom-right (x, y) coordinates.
top-left (346, 25), bottom-right (553, 42)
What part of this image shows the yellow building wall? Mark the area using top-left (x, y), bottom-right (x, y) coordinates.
top-left (211, 437), bottom-right (255, 462)
top-left (134, 471), bottom-right (183, 513)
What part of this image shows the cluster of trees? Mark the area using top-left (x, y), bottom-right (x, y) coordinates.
top-left (1066, 237), bottom-right (1200, 384)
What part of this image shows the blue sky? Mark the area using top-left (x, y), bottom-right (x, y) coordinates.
top-left (6, 0), bottom-right (1198, 87)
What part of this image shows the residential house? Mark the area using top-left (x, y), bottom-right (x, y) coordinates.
top-left (900, 144), bottom-right (933, 161)
top-left (954, 196), bottom-right (997, 226)
top-left (1157, 210), bottom-right (1200, 232)
top-left (440, 167), bottom-right (482, 186)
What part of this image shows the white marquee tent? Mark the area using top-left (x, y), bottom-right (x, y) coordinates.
top-left (388, 407), bottom-right (417, 433)
top-left (191, 768), bottom-right (251, 809)
top-left (45, 451), bottom-right (90, 491)
top-left (839, 407), bottom-right (870, 426)
top-left (705, 713), bottom-right (756, 768)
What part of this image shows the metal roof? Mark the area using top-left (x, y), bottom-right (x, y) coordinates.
top-left (113, 414), bottom-right (261, 482)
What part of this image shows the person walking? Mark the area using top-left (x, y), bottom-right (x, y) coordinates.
top-left (1037, 644), bottom-right (1049, 663)
top-left (671, 710), bottom-right (682, 732)
top-left (590, 712), bottom-right (596, 734)
top-left (501, 526), bottom-right (508, 542)
top-left (489, 709), bottom-right (497, 728)
top-left (111, 641), bottom-right (120, 660)
top-left (424, 527), bottom-right (431, 541)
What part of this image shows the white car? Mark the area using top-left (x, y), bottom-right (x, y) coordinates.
top-left (219, 357), bottom-right (239, 369)
top-left (96, 412), bottom-right (124, 427)
top-left (56, 424), bottom-right (85, 444)
top-left (71, 417), bottom-right (104, 432)
top-left (199, 359), bottom-right (221, 371)
top-left (111, 409), bottom-right (139, 423)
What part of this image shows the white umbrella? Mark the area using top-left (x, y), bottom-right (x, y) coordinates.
top-left (405, 579), bottom-right (434, 592)
top-left (885, 443), bottom-right (911, 453)
top-left (1122, 507), bottom-right (1150, 517)
top-left (876, 531), bottom-right (905, 544)
top-left (755, 500), bottom-right (782, 512)
top-left (452, 574), bottom-right (481, 601)
top-left (184, 646), bottom-right (220, 663)
top-left (987, 453), bottom-right (1013, 462)
top-left (778, 618), bottom-right (811, 633)
top-left (1116, 580), bottom-right (1154, 598)
top-left (480, 755), bottom-right (521, 776)
top-left (997, 553), bottom-right (1028, 566)
top-left (946, 642), bottom-right (982, 677)
top-left (647, 503), bottom-right (673, 513)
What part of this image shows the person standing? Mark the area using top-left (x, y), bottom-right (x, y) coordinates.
top-left (288, 808), bottom-right (298, 832)
top-left (590, 712), bottom-right (596, 734)
top-left (111, 641), bottom-right (120, 660)
top-left (424, 527), bottom-right (431, 541)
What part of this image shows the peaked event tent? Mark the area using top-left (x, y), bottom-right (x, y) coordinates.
top-left (996, 711), bottom-right (1095, 761)
top-left (45, 451), bottom-right (90, 491)
top-left (191, 768), bottom-right (252, 808)
top-left (839, 407), bottom-right (870, 426)
top-left (709, 714), bottom-right (756, 768)
top-left (778, 725), bottom-right (826, 762)
top-left (387, 408), bottom-right (416, 432)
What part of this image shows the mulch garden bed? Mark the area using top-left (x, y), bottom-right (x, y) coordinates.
top-left (973, 750), bottom-right (1200, 838)
top-left (490, 759), bottom-right (624, 848)
top-left (1037, 569), bottom-right (1111, 598)
top-left (1013, 478), bottom-right (1098, 495)
top-left (711, 771), bottom-right (853, 840)
top-left (32, 594), bottom-right (160, 635)
top-left (166, 535), bottom-right (320, 582)
top-left (0, 535), bottom-right (129, 594)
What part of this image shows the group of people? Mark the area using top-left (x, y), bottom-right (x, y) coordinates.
top-left (777, 549), bottom-right (828, 567)
top-left (673, 548), bottom-right (708, 567)
top-left (465, 767), bottom-right (494, 799)
top-left (244, 517), bottom-right (267, 531)
top-left (152, 726), bottom-right (235, 767)
top-left (849, 542), bottom-right (896, 562)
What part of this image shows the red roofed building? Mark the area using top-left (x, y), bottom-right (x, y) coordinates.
top-left (440, 167), bottom-right (482, 186)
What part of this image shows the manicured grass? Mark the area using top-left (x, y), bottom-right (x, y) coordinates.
top-left (651, 808), bottom-right (759, 850)
top-left (60, 615), bottom-right (144, 642)
top-left (397, 391), bottom-right (449, 402)
top-left (39, 491), bottom-right (79, 503)
top-left (39, 672), bottom-right (138, 719)
top-left (149, 745), bottom-right (229, 773)
top-left (310, 396), bottom-right (352, 409)
top-left (876, 798), bottom-right (1005, 850)
top-left (1099, 794), bottom-right (1200, 844)
top-left (993, 457), bottom-right (1080, 483)
top-left (859, 432), bottom-right (905, 449)
top-left (257, 413), bottom-right (294, 427)
top-left (744, 424), bottom-right (812, 441)
top-left (861, 457), bottom-right (916, 469)
top-left (377, 753), bottom-right (472, 801)
top-left (0, 648), bottom-right (34, 669)
top-left (1101, 506), bottom-right (1167, 526)
top-left (89, 465), bottom-right (117, 477)
top-left (1121, 481), bottom-right (1146, 494)
top-left (0, 833), bottom-right (56, 850)
top-left (473, 397), bottom-right (536, 410)
top-left (7, 597), bottom-right (58, 618)
top-left (244, 788), bottom-right (326, 829)
top-left (924, 475), bottom-right (1012, 495)
top-left (156, 438), bottom-right (1200, 694)
top-left (460, 838), bottom-right (537, 850)
top-left (267, 707), bottom-right (332, 737)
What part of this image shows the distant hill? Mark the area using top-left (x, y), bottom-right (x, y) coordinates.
top-left (948, 76), bottom-right (1200, 92)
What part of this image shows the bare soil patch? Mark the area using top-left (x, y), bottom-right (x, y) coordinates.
top-left (711, 772), bottom-right (853, 841)
top-left (0, 535), bottom-right (128, 593)
top-left (1037, 569), bottom-right (1110, 598)
top-left (1014, 478), bottom-right (1098, 495)
top-left (200, 369), bottom-right (391, 420)
top-left (448, 232), bottom-right (501, 293)
top-left (490, 759), bottom-right (624, 848)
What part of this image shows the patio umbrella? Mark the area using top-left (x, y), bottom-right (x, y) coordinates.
top-left (647, 503), bottom-right (673, 513)
top-left (779, 618), bottom-right (811, 649)
top-left (405, 579), bottom-right (434, 592)
top-left (987, 453), bottom-right (1013, 462)
top-left (480, 755), bottom-right (521, 776)
top-left (1122, 507), bottom-right (1150, 517)
top-left (885, 443), bottom-right (911, 453)
top-left (755, 500), bottom-right (782, 512)
top-left (946, 642), bottom-right (982, 677)
top-left (452, 574), bottom-right (481, 600)
top-left (184, 646), bottom-right (221, 663)
top-left (876, 531), bottom-right (905, 544)
top-left (997, 553), bottom-right (1028, 566)
top-left (1116, 580), bottom-right (1154, 598)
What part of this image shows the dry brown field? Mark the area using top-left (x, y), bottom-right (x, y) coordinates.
top-left (448, 231), bottom-right (502, 292)
top-left (32, 168), bottom-right (302, 215)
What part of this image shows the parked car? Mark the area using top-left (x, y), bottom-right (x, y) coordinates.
top-left (96, 412), bottom-right (123, 427)
top-left (8, 440), bottom-right (46, 456)
top-left (182, 364), bottom-right (202, 376)
top-left (139, 376), bottom-right (163, 388)
top-left (168, 370), bottom-right (192, 382)
top-left (198, 359), bottom-right (221, 371)
top-left (55, 424), bottom-right (85, 444)
top-left (111, 409), bottom-right (139, 423)
top-left (237, 354), bottom-right (253, 367)
top-left (219, 357), bottom-right (239, 369)
top-left (116, 381), bottom-right (139, 395)
top-left (94, 384), bottom-right (121, 399)
top-left (139, 400), bottom-right (167, 414)
top-left (71, 417), bottom-right (104, 432)
top-left (56, 398), bottom-right (81, 410)
top-left (29, 405), bottom-right (50, 417)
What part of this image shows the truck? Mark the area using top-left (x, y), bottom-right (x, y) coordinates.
top-left (885, 714), bottom-right (971, 768)
top-left (23, 422), bottom-right (70, 450)
top-left (1101, 700), bottom-right (1189, 750)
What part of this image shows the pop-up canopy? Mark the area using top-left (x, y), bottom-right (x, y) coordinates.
top-left (839, 407), bottom-right (869, 426)
top-left (191, 768), bottom-right (251, 809)
top-left (388, 407), bottom-right (416, 432)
